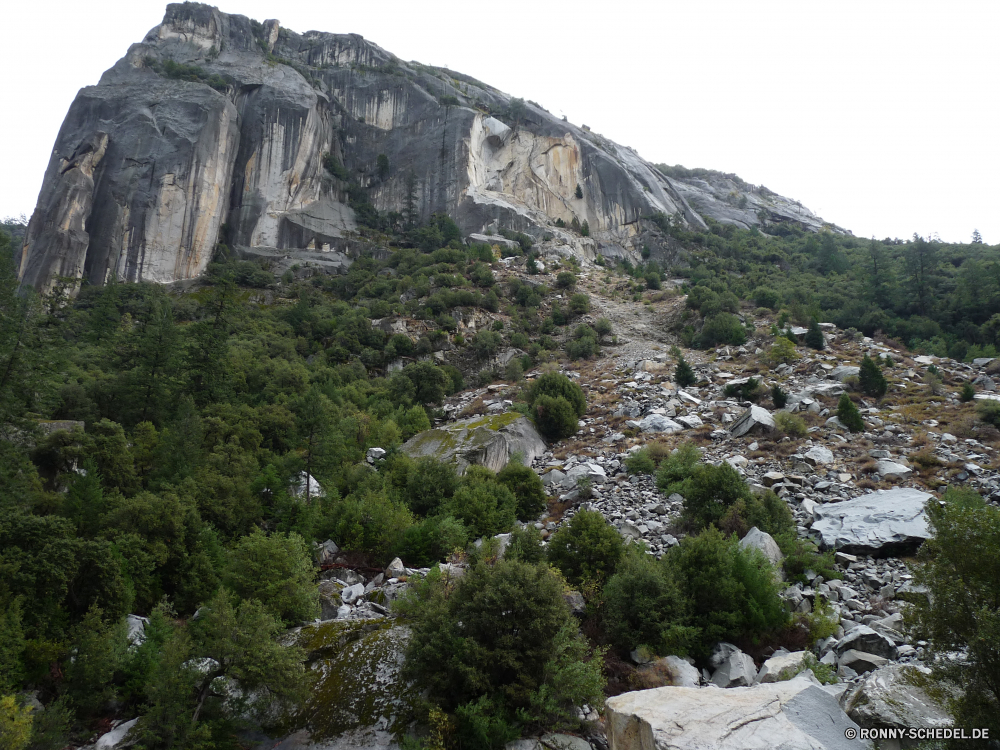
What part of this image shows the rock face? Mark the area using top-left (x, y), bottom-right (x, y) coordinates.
top-left (401, 413), bottom-right (546, 474)
top-left (20, 2), bottom-right (832, 295)
top-left (606, 676), bottom-right (862, 750)
top-left (841, 665), bottom-right (954, 732)
top-left (812, 488), bottom-right (932, 555)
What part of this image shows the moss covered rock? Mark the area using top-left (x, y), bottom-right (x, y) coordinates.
top-left (401, 414), bottom-right (545, 474)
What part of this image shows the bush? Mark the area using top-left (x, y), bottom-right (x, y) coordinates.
top-left (565, 334), bottom-right (598, 360)
top-left (404, 457), bottom-right (459, 516)
top-left (664, 527), bottom-right (788, 657)
top-left (774, 411), bottom-right (806, 437)
top-left (767, 337), bottom-right (798, 365)
top-left (977, 399), bottom-right (1000, 427)
top-left (526, 372), bottom-right (586, 417)
top-left (546, 509), bottom-right (625, 590)
top-left (402, 560), bottom-right (605, 730)
top-left (531, 395), bottom-right (579, 441)
top-left (602, 550), bottom-right (694, 654)
top-left (753, 287), bottom-right (781, 310)
top-left (771, 384), bottom-right (788, 409)
top-left (624, 448), bottom-right (656, 475)
top-left (569, 293), bottom-right (590, 316)
top-left (496, 461), bottom-right (547, 521)
top-left (911, 488), bottom-right (1000, 737)
top-left (594, 318), bottom-right (613, 338)
top-left (836, 393), bottom-right (865, 432)
top-left (674, 356), bottom-right (696, 387)
top-left (858, 354), bottom-right (888, 398)
top-left (723, 377), bottom-right (762, 402)
top-left (961, 382), bottom-right (976, 402)
top-left (555, 271), bottom-right (576, 289)
top-left (805, 318), bottom-right (825, 350)
top-left (654, 441), bottom-right (702, 494)
top-left (224, 530), bottom-right (319, 625)
top-left (698, 313), bottom-right (746, 348)
top-left (504, 525), bottom-right (545, 564)
top-left (645, 273), bottom-right (662, 291)
top-left (442, 468), bottom-right (517, 539)
top-left (397, 515), bottom-right (469, 567)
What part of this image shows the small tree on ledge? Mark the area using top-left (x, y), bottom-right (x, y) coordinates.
top-left (805, 318), bottom-right (825, 350)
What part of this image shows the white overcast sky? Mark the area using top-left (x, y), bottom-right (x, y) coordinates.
top-left (3, 0), bottom-right (998, 244)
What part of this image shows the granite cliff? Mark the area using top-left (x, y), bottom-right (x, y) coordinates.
top-left (19, 2), bottom-right (832, 294)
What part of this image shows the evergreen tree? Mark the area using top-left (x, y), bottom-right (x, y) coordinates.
top-left (574, 184), bottom-right (583, 199)
top-left (674, 355), bottom-right (696, 387)
top-left (805, 318), bottom-right (825, 350)
top-left (858, 354), bottom-right (888, 398)
top-left (836, 393), bottom-right (865, 432)
top-left (961, 382), bottom-right (976, 402)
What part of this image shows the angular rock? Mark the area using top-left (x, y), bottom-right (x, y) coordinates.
top-left (711, 649), bottom-right (758, 688)
top-left (539, 734), bottom-right (593, 750)
top-left (341, 583), bottom-right (366, 604)
top-left (654, 655), bottom-right (701, 688)
top-left (401, 413), bottom-right (546, 474)
top-left (675, 415), bottom-right (703, 429)
top-left (757, 651), bottom-right (808, 684)
top-left (838, 649), bottom-right (888, 674)
top-left (841, 665), bottom-right (955, 732)
top-left (835, 625), bottom-right (897, 660)
top-left (828, 366), bottom-right (860, 382)
top-left (385, 558), bottom-right (406, 579)
top-left (729, 405), bottom-right (775, 438)
top-left (317, 539), bottom-right (340, 566)
top-left (632, 414), bottom-right (683, 433)
top-left (366, 447), bottom-right (387, 463)
top-left (811, 487), bottom-right (932, 555)
top-left (606, 675), bottom-right (861, 750)
top-left (93, 718), bottom-right (139, 749)
top-left (804, 446), bottom-right (834, 466)
top-left (739, 527), bottom-right (783, 567)
top-left (875, 460), bottom-right (912, 480)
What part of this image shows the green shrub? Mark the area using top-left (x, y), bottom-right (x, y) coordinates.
top-left (836, 393), bottom-right (865, 432)
top-left (398, 515), bottom-right (469, 567)
top-left (771, 384), bottom-right (788, 408)
top-left (767, 337), bottom-right (799, 365)
top-left (753, 287), bottom-right (781, 310)
top-left (645, 273), bottom-right (662, 290)
top-left (654, 441), bottom-right (702, 494)
top-left (402, 560), bottom-right (605, 729)
top-left (569, 293), bottom-right (590, 316)
top-left (546, 509), bottom-right (625, 590)
top-left (675, 462), bottom-right (752, 529)
top-left (977, 399), bottom-right (1000, 427)
top-left (531, 395), bottom-right (579, 441)
top-left (858, 354), bottom-right (888, 398)
top-left (775, 533), bottom-right (840, 584)
top-left (911, 487), bottom-right (1000, 736)
top-left (624, 448), bottom-right (656, 475)
top-left (442, 467), bottom-right (517, 539)
top-left (664, 527), bottom-right (788, 657)
top-left (594, 318), bottom-right (613, 338)
top-left (718, 490), bottom-right (794, 540)
top-left (601, 550), bottom-right (694, 654)
top-left (404, 457), bottom-right (459, 516)
top-left (698, 313), bottom-right (746, 348)
top-left (504, 525), bottom-right (545, 564)
top-left (960, 382), bottom-right (976, 402)
top-left (723, 377), bottom-right (762, 402)
top-left (527, 372), bottom-right (586, 417)
top-left (674, 356), bottom-right (696, 387)
top-left (774, 411), bottom-right (807, 437)
top-left (805, 318), bottom-right (825, 350)
top-left (555, 271), bottom-right (576, 289)
top-left (496, 461), bottom-right (547, 521)
top-left (224, 530), bottom-right (320, 625)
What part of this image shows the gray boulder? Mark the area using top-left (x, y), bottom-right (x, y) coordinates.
top-left (757, 651), bottom-right (809, 684)
top-left (341, 583), bottom-right (365, 604)
top-left (630, 414), bottom-right (683, 433)
top-left (606, 675), bottom-right (862, 750)
top-left (729, 405), bottom-right (775, 438)
top-left (804, 446), bottom-right (834, 466)
top-left (711, 649), bottom-right (758, 688)
top-left (838, 650), bottom-right (888, 674)
top-left (812, 488), bottom-right (932, 554)
top-left (401, 413), bottom-right (546, 474)
top-left (828, 366), bottom-right (860, 382)
top-left (835, 625), bottom-right (898, 660)
top-left (841, 665), bottom-right (955, 732)
top-left (739, 527), bottom-right (784, 567)
top-left (876, 460), bottom-right (912, 480)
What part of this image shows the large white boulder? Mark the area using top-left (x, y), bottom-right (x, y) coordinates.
top-left (811, 488), bottom-right (932, 554)
top-left (401, 413), bottom-right (546, 474)
top-left (841, 664), bottom-right (955, 732)
top-left (606, 675), bottom-right (863, 750)
top-left (757, 650), bottom-right (809, 683)
top-left (729, 405), bottom-right (775, 438)
top-left (711, 649), bottom-right (758, 688)
top-left (739, 527), bottom-right (784, 567)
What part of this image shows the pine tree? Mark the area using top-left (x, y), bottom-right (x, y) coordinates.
top-left (805, 318), bottom-right (825, 350)
top-left (675, 356), bottom-right (696, 387)
top-left (858, 354), bottom-right (888, 398)
top-left (960, 382), bottom-right (976, 402)
top-left (575, 184), bottom-right (583, 199)
top-left (837, 393), bottom-right (865, 433)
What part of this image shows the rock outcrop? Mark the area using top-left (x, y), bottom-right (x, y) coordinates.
top-left (20, 2), bottom-right (833, 295)
top-left (812, 488), bottom-right (932, 555)
top-left (401, 412), bottom-right (546, 474)
top-left (605, 676), bottom-right (863, 750)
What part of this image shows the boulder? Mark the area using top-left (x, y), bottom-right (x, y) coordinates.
top-left (341, 583), bottom-right (366, 604)
top-left (711, 649), bottom-right (758, 688)
top-left (385, 557), bottom-right (406, 579)
top-left (675, 415), bottom-right (703, 429)
top-left (630, 414), bottom-right (683, 433)
top-left (838, 650), bottom-right (888, 674)
top-left (739, 527), bottom-right (784, 567)
top-left (804, 446), bottom-right (834, 466)
top-left (757, 651), bottom-right (808, 683)
top-left (92, 718), bottom-right (139, 749)
top-left (828, 366), bottom-right (860, 382)
top-left (317, 539), bottom-right (340, 565)
top-left (658, 656), bottom-right (701, 688)
top-left (875, 460), bottom-right (912, 480)
top-left (811, 488), bottom-right (932, 555)
top-left (540, 734), bottom-right (593, 750)
top-left (834, 625), bottom-right (898, 660)
top-left (606, 675), bottom-right (862, 750)
top-left (841, 665), bottom-right (955, 733)
top-left (729, 405), bottom-right (775, 438)
top-left (126, 614), bottom-right (148, 647)
top-left (565, 462), bottom-right (607, 484)
top-left (366, 447), bottom-right (387, 463)
top-left (401, 413), bottom-right (546, 474)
